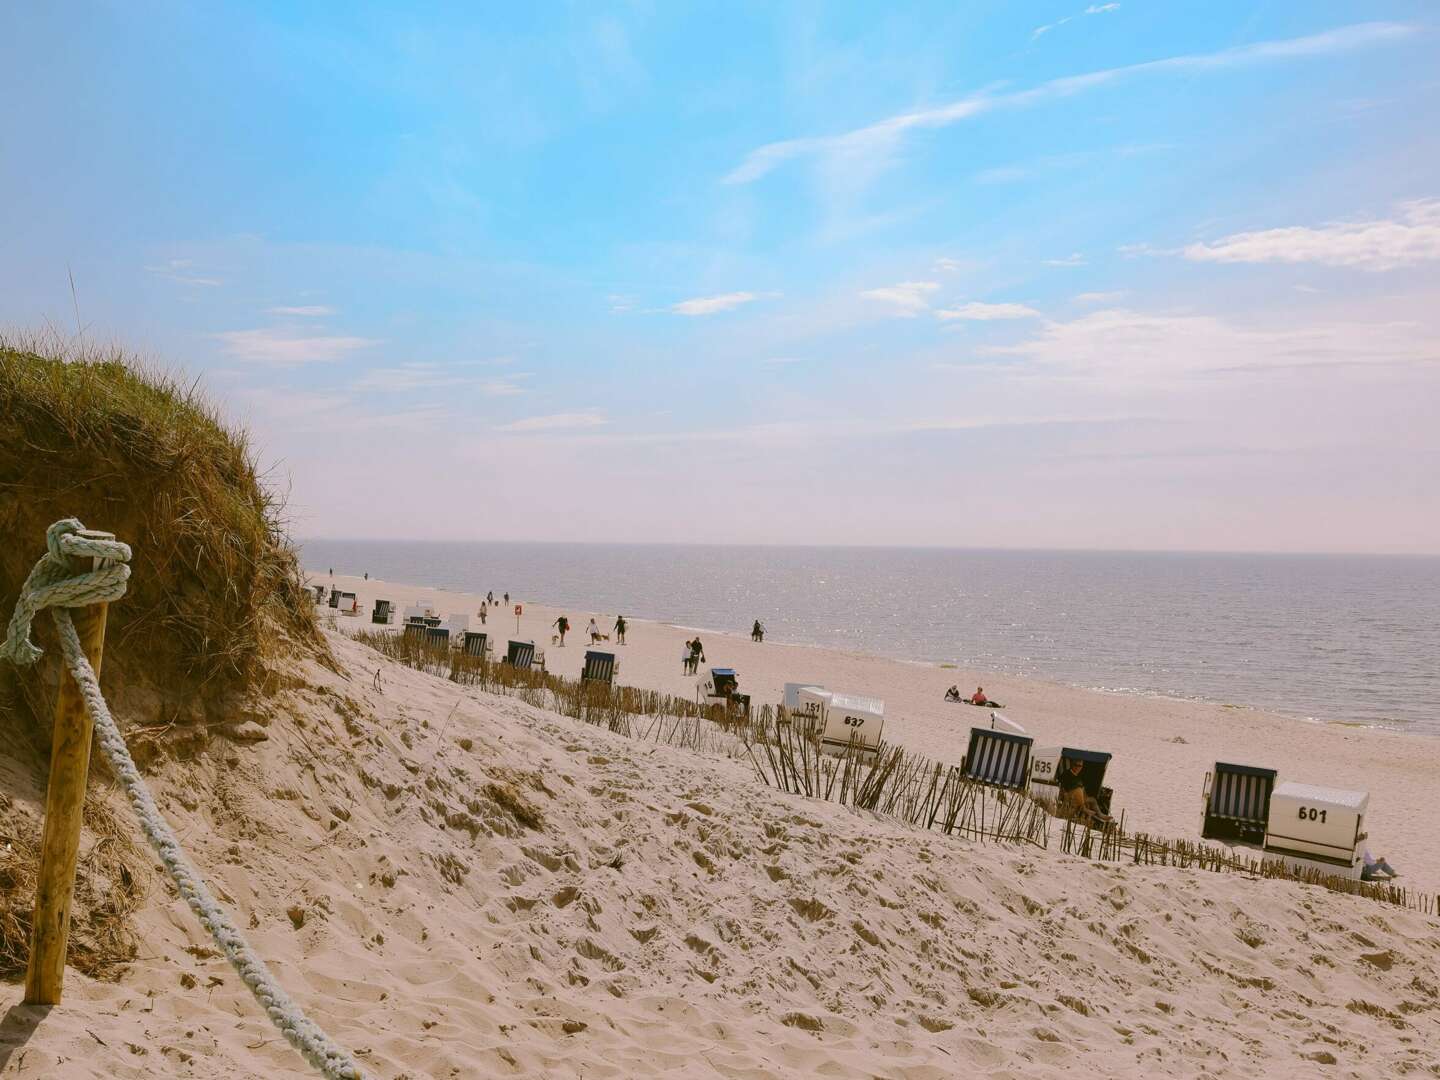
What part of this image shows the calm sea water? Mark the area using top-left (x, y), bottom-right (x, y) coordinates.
top-left (300, 541), bottom-right (1440, 736)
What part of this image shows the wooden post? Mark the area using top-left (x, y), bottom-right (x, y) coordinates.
top-left (24, 530), bottom-right (116, 1006)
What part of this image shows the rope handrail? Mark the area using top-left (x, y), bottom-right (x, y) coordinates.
top-left (2, 519), bottom-right (364, 1080)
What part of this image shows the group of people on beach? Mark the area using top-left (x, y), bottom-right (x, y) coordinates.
top-left (682, 636), bottom-right (706, 674)
top-left (945, 684), bottom-right (1001, 707)
top-left (550, 614), bottom-right (628, 646)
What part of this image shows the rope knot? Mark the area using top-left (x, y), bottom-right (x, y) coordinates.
top-left (0, 517), bottom-right (132, 667)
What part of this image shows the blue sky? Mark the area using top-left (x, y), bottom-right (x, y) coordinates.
top-left (3, 3), bottom-right (1439, 551)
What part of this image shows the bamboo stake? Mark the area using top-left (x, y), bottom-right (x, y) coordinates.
top-left (25, 529), bottom-right (116, 1006)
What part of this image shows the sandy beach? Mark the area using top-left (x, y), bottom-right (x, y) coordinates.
top-left (319, 571), bottom-right (1440, 894)
top-left (5, 607), bottom-right (1437, 1078)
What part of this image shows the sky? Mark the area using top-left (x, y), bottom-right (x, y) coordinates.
top-left (2, 2), bottom-right (1439, 553)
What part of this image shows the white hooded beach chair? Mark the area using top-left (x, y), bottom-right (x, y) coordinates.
top-left (1263, 782), bottom-right (1369, 879)
top-left (445, 612), bottom-right (470, 640)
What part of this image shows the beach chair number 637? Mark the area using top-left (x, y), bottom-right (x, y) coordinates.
top-left (842, 715), bottom-right (865, 727)
top-left (1297, 806), bottom-right (1328, 823)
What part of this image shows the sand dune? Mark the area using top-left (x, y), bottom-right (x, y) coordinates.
top-left (3, 607), bottom-right (1437, 1077)
top-left (320, 572), bottom-right (1440, 894)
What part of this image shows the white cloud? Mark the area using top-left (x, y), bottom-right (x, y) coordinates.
top-left (1183, 198), bottom-right (1440, 272)
top-left (500, 410), bottom-right (608, 432)
top-left (145, 259), bottom-right (221, 287)
top-left (859, 281), bottom-right (940, 316)
top-left (352, 363), bottom-right (530, 395)
top-left (932, 257), bottom-right (965, 273)
top-left (987, 306), bottom-right (1439, 379)
top-left (1033, 2), bottom-right (1119, 40)
top-left (935, 302), bottom-right (1041, 321)
top-left (723, 23), bottom-right (1412, 186)
top-left (268, 305), bottom-right (335, 317)
top-left (1044, 253), bottom-right (1087, 267)
top-left (672, 291), bottom-right (760, 316)
top-left (1074, 290), bottom-right (1127, 304)
top-left (212, 328), bottom-right (377, 365)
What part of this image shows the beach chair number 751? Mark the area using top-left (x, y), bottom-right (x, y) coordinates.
top-left (1297, 806), bottom-right (1327, 823)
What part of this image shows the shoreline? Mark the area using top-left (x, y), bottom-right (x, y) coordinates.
top-left (311, 568), bottom-right (1440, 891)
top-left (339, 574), bottom-right (1421, 739)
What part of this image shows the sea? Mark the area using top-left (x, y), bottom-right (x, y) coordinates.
top-left (299, 541), bottom-right (1440, 737)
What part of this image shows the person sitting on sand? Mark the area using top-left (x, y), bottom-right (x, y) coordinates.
top-left (1057, 758), bottom-right (1087, 814)
top-left (944, 685), bottom-right (961, 702)
top-left (1361, 849), bottom-right (1400, 881)
top-left (971, 687), bottom-right (988, 705)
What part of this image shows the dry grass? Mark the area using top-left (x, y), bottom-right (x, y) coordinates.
top-left (0, 332), bottom-right (326, 757)
top-left (0, 793), bottom-right (150, 981)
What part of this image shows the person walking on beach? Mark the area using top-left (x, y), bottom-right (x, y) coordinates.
top-left (587, 617), bottom-right (601, 644)
top-left (682, 638), bottom-right (695, 674)
top-left (487, 591), bottom-right (494, 607)
top-left (504, 592), bottom-right (510, 606)
top-left (614, 615), bottom-right (628, 645)
top-left (690, 636), bottom-right (705, 672)
top-left (553, 615), bottom-right (570, 646)
top-left (478, 604), bottom-right (487, 625)
top-left (751, 619), bottom-right (765, 643)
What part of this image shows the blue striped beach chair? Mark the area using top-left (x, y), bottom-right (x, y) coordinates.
top-left (1201, 762), bottom-right (1276, 845)
top-left (962, 727), bottom-right (1034, 791)
top-left (581, 650), bottom-right (617, 684)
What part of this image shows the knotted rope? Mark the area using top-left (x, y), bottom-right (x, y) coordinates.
top-left (2, 520), bottom-right (365, 1080)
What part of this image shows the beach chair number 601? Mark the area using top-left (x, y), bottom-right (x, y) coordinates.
top-left (1298, 806), bottom-right (1328, 823)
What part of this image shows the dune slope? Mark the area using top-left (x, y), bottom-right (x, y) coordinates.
top-left (2, 631), bottom-right (1437, 1079)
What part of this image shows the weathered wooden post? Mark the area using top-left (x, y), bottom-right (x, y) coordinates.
top-left (24, 529), bottom-right (117, 1005)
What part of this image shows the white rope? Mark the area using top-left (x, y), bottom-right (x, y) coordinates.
top-left (3, 520), bottom-right (365, 1080)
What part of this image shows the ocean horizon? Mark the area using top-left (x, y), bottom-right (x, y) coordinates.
top-left (300, 539), bottom-right (1440, 738)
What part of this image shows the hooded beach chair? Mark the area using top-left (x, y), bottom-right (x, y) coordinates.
top-left (403, 621), bottom-right (426, 642)
top-left (312, 584), bottom-right (326, 603)
top-left (445, 612), bottom-right (470, 639)
top-left (463, 631), bottom-right (489, 658)
top-left (327, 589), bottom-right (341, 609)
top-left (372, 599), bottom-right (395, 624)
top-left (425, 626), bottom-right (449, 649)
top-left (962, 727), bottom-right (1033, 791)
top-left (504, 639), bottom-right (545, 671)
top-left (1201, 762), bottom-right (1277, 845)
top-left (581, 650), bottom-right (617, 685)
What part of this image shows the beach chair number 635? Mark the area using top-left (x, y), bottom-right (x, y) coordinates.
top-left (842, 715), bottom-right (865, 727)
top-left (1297, 806), bottom-right (1327, 823)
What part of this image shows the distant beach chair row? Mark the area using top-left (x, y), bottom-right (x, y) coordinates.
top-left (950, 716), bottom-right (1374, 879)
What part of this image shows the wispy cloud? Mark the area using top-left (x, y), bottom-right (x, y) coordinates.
top-left (1074, 290), bottom-right (1127, 304)
top-left (932, 256), bottom-right (966, 273)
top-left (268, 305), bottom-right (335, 317)
top-left (352, 362), bottom-right (530, 395)
top-left (1044, 253), bottom-right (1087, 267)
top-left (607, 293), bottom-right (636, 313)
top-left (1033, 2), bottom-right (1121, 41)
top-left (935, 302), bottom-right (1041, 321)
top-left (145, 259), bottom-right (221, 287)
top-left (988, 306), bottom-right (1439, 379)
top-left (212, 328), bottom-right (377, 365)
top-left (859, 280), bottom-right (939, 316)
top-left (672, 291), bottom-right (761, 316)
top-left (500, 410), bottom-right (608, 432)
top-left (1183, 198), bottom-right (1440, 271)
top-left (723, 23), bottom-right (1412, 186)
